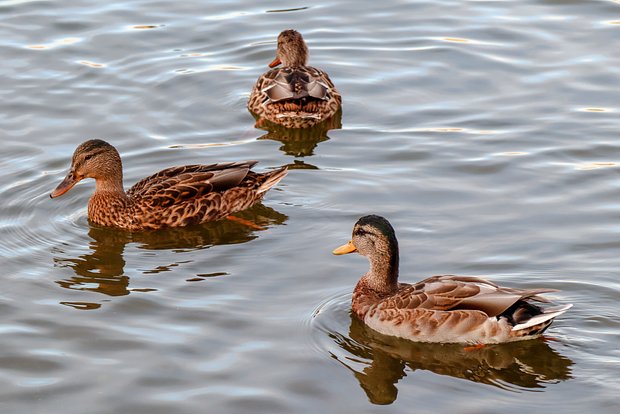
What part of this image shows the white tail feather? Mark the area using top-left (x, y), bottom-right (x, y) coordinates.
top-left (512, 304), bottom-right (573, 331)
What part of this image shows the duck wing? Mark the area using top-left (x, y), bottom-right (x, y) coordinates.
top-left (383, 275), bottom-right (557, 317)
top-left (262, 67), bottom-right (331, 102)
top-left (127, 161), bottom-right (258, 206)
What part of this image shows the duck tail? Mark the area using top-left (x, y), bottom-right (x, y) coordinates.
top-left (257, 167), bottom-right (288, 194)
top-left (511, 303), bottom-right (573, 332)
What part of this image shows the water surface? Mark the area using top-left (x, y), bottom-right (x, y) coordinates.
top-left (1, 0), bottom-right (619, 413)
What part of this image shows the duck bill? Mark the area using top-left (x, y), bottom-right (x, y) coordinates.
top-left (332, 240), bottom-right (357, 255)
top-left (268, 57), bottom-right (282, 68)
top-left (50, 173), bottom-right (78, 198)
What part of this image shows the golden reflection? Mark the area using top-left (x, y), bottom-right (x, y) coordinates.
top-left (440, 37), bottom-right (471, 43)
top-left (575, 162), bottom-right (617, 171)
top-left (78, 60), bottom-right (105, 68)
top-left (130, 25), bottom-right (162, 29)
top-left (52, 203), bottom-right (287, 302)
top-left (254, 109), bottom-right (342, 158)
top-left (26, 37), bottom-right (81, 50)
top-left (579, 107), bottom-right (613, 112)
top-left (332, 314), bottom-right (573, 405)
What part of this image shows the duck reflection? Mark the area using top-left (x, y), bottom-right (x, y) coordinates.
top-left (53, 203), bottom-right (287, 300)
top-left (254, 109), bottom-right (342, 160)
top-left (331, 313), bottom-right (573, 405)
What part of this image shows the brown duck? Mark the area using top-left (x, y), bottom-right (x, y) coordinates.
top-left (50, 139), bottom-right (288, 231)
top-left (333, 215), bottom-right (572, 344)
top-left (248, 29), bottom-right (342, 129)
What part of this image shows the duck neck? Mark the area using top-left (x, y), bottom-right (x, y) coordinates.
top-left (285, 54), bottom-right (307, 68)
top-left (94, 174), bottom-right (126, 197)
top-left (92, 154), bottom-right (126, 197)
top-left (88, 172), bottom-right (129, 227)
top-left (363, 249), bottom-right (399, 295)
top-left (282, 44), bottom-right (308, 68)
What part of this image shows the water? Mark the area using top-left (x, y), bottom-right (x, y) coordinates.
top-left (1, 0), bottom-right (619, 412)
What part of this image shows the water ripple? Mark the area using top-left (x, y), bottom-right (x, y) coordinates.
top-left (1, 0), bottom-right (620, 412)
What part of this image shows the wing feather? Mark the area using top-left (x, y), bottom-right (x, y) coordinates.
top-left (379, 275), bottom-right (553, 317)
top-left (128, 161), bottom-right (258, 198)
top-left (263, 68), bottom-right (329, 103)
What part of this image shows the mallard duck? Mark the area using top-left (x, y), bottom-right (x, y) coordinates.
top-left (248, 29), bottom-right (342, 129)
top-left (50, 139), bottom-right (288, 231)
top-left (333, 215), bottom-right (572, 344)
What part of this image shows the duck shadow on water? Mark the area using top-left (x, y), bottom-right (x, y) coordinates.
top-left (253, 109), bottom-right (342, 164)
top-left (52, 203), bottom-right (287, 308)
top-left (331, 313), bottom-right (573, 405)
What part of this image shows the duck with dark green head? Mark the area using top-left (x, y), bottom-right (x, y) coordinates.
top-left (333, 215), bottom-right (572, 344)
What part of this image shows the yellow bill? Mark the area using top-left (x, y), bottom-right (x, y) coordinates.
top-left (332, 240), bottom-right (357, 255)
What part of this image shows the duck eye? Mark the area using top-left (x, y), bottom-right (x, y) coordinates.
top-left (84, 154), bottom-right (94, 161)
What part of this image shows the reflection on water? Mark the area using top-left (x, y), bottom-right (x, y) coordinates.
top-left (331, 313), bottom-right (573, 405)
top-left (254, 109), bottom-right (342, 159)
top-left (52, 204), bottom-right (287, 306)
top-left (54, 227), bottom-right (130, 298)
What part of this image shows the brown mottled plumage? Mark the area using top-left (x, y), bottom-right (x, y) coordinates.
top-left (333, 215), bottom-right (572, 344)
top-left (50, 139), bottom-right (288, 231)
top-left (248, 29), bottom-right (342, 129)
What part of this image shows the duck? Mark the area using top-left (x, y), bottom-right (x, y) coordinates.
top-left (333, 215), bottom-right (572, 344)
top-left (50, 139), bottom-right (288, 231)
top-left (248, 29), bottom-right (342, 129)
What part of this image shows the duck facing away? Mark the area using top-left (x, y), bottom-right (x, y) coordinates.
top-left (50, 139), bottom-right (288, 231)
top-left (333, 215), bottom-right (572, 344)
top-left (248, 29), bottom-right (342, 129)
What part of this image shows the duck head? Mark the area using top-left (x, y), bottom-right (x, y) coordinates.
top-left (269, 29), bottom-right (309, 68)
top-left (50, 139), bottom-right (123, 198)
top-left (333, 215), bottom-right (400, 293)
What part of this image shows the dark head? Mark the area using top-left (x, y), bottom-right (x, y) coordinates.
top-left (50, 139), bottom-right (123, 198)
top-left (269, 29), bottom-right (309, 68)
top-left (333, 215), bottom-right (400, 291)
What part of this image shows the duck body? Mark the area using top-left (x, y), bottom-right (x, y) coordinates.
top-left (248, 29), bottom-right (341, 129)
top-left (334, 215), bottom-right (572, 344)
top-left (51, 140), bottom-right (288, 231)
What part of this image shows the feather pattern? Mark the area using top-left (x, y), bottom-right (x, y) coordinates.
top-left (334, 215), bottom-right (572, 344)
top-left (248, 29), bottom-right (341, 129)
top-left (50, 140), bottom-right (288, 231)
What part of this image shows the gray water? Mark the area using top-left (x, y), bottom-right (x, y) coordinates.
top-left (1, 0), bottom-right (619, 412)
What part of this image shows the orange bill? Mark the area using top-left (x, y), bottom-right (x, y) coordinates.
top-left (268, 57), bottom-right (282, 68)
top-left (332, 240), bottom-right (357, 255)
top-left (50, 173), bottom-right (78, 198)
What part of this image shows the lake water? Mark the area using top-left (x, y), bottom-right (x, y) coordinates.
top-left (1, 0), bottom-right (619, 412)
